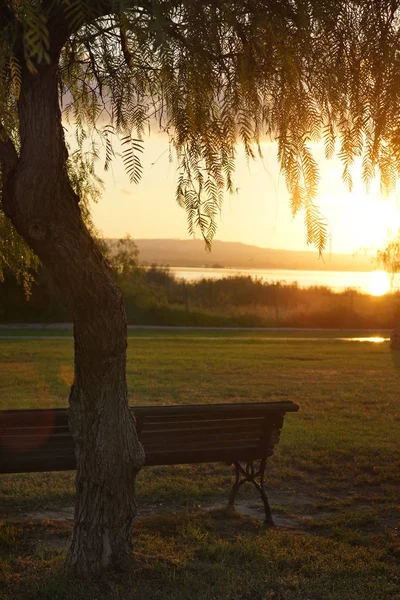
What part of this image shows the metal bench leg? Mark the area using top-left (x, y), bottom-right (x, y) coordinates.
top-left (226, 459), bottom-right (275, 526)
top-left (226, 461), bottom-right (246, 515)
top-left (252, 458), bottom-right (274, 526)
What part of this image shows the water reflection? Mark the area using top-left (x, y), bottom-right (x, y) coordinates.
top-left (339, 337), bottom-right (388, 343)
top-left (196, 336), bottom-right (390, 342)
top-left (132, 336), bottom-right (390, 342)
top-left (271, 336), bottom-right (389, 342)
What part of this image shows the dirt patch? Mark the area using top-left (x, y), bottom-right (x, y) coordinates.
top-left (5, 486), bottom-right (395, 536)
top-left (22, 507), bottom-right (75, 522)
top-left (15, 489), bottom-right (319, 529)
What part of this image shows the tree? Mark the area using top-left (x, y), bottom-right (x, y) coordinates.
top-left (1, 0), bottom-right (400, 579)
top-left (376, 231), bottom-right (400, 348)
top-left (377, 232), bottom-right (400, 280)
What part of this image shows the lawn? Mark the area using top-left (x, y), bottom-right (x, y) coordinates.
top-left (1, 330), bottom-right (399, 599)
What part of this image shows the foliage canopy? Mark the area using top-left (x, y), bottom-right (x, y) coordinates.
top-left (1, 0), bottom-right (400, 281)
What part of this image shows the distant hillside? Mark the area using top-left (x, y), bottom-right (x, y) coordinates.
top-left (118, 239), bottom-right (375, 271)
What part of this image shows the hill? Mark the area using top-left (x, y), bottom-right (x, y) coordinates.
top-left (124, 239), bottom-right (375, 271)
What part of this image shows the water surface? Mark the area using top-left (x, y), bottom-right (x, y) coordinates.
top-left (169, 266), bottom-right (399, 294)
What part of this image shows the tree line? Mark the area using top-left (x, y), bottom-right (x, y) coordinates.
top-left (2, 237), bottom-right (398, 329)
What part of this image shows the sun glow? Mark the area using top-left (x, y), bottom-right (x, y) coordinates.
top-left (318, 163), bottom-right (400, 254)
top-left (368, 271), bottom-right (391, 296)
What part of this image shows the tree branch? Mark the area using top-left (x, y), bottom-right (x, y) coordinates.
top-left (0, 123), bottom-right (18, 174)
top-left (37, 0), bottom-right (135, 55)
top-left (0, 1), bottom-right (15, 32)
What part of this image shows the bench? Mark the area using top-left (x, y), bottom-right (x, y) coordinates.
top-left (0, 401), bottom-right (298, 524)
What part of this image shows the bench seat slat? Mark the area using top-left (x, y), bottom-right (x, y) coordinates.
top-left (140, 412), bottom-right (281, 422)
top-left (1, 449), bottom-right (272, 473)
top-left (143, 439), bottom-right (263, 451)
top-left (0, 401), bottom-right (298, 421)
top-left (1, 440), bottom-right (263, 455)
top-left (142, 439), bottom-right (262, 450)
top-left (2, 422), bottom-right (271, 443)
top-left (134, 401), bottom-right (298, 416)
top-left (1, 444), bottom-right (271, 472)
top-left (2, 438), bottom-right (265, 454)
top-left (140, 414), bottom-right (269, 424)
top-left (2, 422), bottom-right (268, 443)
top-left (1, 457), bottom-right (76, 474)
top-left (2, 436), bottom-right (268, 454)
top-left (144, 447), bottom-right (270, 466)
top-left (140, 415), bottom-right (266, 426)
top-left (2, 417), bottom-right (265, 429)
top-left (140, 423), bottom-right (265, 437)
top-left (142, 428), bottom-right (272, 443)
top-left (2, 425), bottom-right (66, 434)
top-left (2, 422), bottom-right (266, 439)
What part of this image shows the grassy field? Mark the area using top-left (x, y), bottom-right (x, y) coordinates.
top-left (1, 330), bottom-right (400, 599)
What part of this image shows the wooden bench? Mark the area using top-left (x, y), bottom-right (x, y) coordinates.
top-left (0, 401), bottom-right (298, 524)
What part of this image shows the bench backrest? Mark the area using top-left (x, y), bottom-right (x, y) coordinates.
top-left (0, 402), bottom-right (298, 474)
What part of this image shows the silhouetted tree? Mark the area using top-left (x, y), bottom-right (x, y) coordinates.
top-left (377, 231), bottom-right (400, 347)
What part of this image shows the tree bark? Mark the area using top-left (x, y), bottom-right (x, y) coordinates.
top-left (1, 59), bottom-right (144, 577)
top-left (390, 326), bottom-right (400, 350)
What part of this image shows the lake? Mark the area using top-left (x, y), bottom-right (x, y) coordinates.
top-left (169, 266), bottom-right (400, 294)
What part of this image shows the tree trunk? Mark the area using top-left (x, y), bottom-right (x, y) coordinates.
top-left (2, 60), bottom-right (144, 577)
top-left (390, 326), bottom-right (400, 350)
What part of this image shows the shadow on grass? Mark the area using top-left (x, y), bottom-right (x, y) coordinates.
top-left (2, 511), bottom-right (399, 600)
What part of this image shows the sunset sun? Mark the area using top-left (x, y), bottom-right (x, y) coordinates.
top-left (368, 271), bottom-right (391, 296)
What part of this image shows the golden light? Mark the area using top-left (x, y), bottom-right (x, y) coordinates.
top-left (368, 271), bottom-right (391, 296)
top-left (318, 175), bottom-right (400, 255)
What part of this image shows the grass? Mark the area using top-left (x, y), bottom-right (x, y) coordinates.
top-left (1, 513), bottom-right (399, 599)
top-left (0, 324), bottom-right (392, 337)
top-left (1, 329), bottom-right (400, 598)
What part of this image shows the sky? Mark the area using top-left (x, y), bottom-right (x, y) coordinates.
top-left (90, 135), bottom-right (400, 255)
